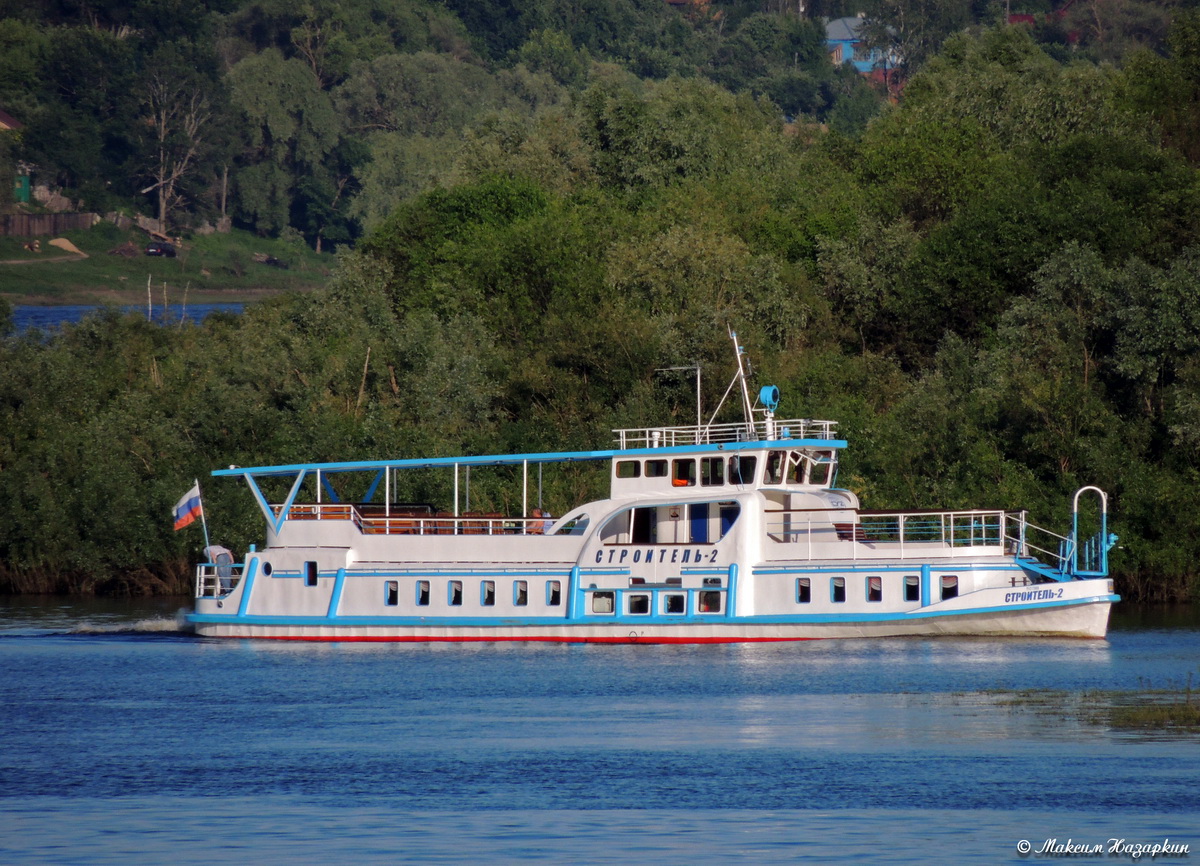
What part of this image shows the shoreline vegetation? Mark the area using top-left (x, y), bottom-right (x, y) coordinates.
top-left (992, 682), bottom-right (1200, 733)
top-left (5, 21), bottom-right (1200, 606)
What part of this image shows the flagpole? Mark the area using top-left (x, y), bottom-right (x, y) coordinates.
top-left (196, 478), bottom-right (212, 554)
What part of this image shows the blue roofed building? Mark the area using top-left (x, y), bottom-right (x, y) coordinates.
top-left (825, 15), bottom-right (892, 75)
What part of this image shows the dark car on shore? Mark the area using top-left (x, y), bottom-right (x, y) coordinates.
top-left (145, 241), bottom-right (176, 257)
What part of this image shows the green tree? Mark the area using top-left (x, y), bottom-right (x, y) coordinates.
top-left (228, 47), bottom-right (341, 236)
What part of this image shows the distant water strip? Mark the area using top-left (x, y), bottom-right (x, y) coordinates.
top-left (11, 303), bottom-right (244, 333)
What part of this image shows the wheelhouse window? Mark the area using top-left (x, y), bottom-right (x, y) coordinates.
top-left (764, 451), bottom-right (785, 484)
top-left (796, 577), bottom-right (811, 603)
top-left (592, 591), bottom-right (615, 614)
top-left (546, 580), bottom-right (561, 606)
top-left (616, 460), bottom-right (640, 479)
top-left (904, 575), bottom-right (920, 602)
top-left (831, 577), bottom-right (846, 603)
top-left (645, 460), bottom-right (668, 478)
top-left (867, 576), bottom-right (882, 602)
top-left (514, 580), bottom-right (528, 606)
top-left (416, 580), bottom-right (430, 606)
top-left (701, 457), bottom-right (724, 487)
top-left (809, 452), bottom-right (833, 486)
top-left (728, 455), bottom-right (757, 485)
top-left (941, 575), bottom-right (959, 600)
top-left (481, 580), bottom-right (496, 606)
top-left (672, 459), bottom-right (696, 487)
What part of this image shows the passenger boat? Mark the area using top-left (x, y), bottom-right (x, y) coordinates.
top-left (187, 334), bottom-right (1119, 642)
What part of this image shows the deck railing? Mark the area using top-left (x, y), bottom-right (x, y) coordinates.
top-left (766, 508), bottom-right (1075, 572)
top-left (271, 503), bottom-right (553, 537)
top-left (614, 418), bottom-right (838, 449)
top-left (195, 561), bottom-right (245, 598)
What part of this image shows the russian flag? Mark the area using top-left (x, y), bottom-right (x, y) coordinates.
top-left (173, 483), bottom-right (203, 531)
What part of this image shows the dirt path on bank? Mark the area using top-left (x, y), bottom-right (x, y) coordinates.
top-left (0, 254), bottom-right (88, 265)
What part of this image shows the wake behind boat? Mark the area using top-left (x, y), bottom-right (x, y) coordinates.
top-left (186, 333), bottom-right (1118, 642)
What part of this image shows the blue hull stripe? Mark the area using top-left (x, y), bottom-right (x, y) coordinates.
top-left (187, 594), bottom-right (1118, 629)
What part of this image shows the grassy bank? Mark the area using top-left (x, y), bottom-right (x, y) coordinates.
top-left (0, 221), bottom-right (335, 304)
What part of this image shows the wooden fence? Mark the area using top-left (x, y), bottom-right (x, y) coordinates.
top-left (0, 212), bottom-right (101, 237)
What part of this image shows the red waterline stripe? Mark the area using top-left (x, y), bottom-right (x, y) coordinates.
top-left (224, 634), bottom-right (820, 643)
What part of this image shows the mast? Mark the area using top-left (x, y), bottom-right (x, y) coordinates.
top-left (731, 330), bottom-right (755, 424)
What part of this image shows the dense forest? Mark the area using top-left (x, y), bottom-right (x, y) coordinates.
top-left (2, 3), bottom-right (1200, 601)
top-left (0, 0), bottom-right (1184, 242)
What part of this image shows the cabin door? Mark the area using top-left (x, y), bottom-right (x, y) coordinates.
top-left (690, 503), bottom-right (709, 544)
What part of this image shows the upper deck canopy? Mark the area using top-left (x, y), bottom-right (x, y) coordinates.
top-left (212, 418), bottom-right (845, 480)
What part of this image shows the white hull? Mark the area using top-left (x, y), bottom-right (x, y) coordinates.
top-left (189, 593), bottom-right (1113, 642)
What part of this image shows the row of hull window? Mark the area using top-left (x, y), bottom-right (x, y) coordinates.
top-left (382, 579), bottom-right (724, 615)
top-left (384, 579), bottom-right (562, 607)
top-left (591, 590), bottom-right (722, 615)
top-left (795, 575), bottom-right (959, 603)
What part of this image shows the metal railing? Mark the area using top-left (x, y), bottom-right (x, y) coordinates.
top-left (765, 507), bottom-right (1075, 572)
top-left (614, 418), bottom-right (838, 449)
top-left (195, 562), bottom-right (245, 598)
top-left (272, 503), bottom-right (554, 537)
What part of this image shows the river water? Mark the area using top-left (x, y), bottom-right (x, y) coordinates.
top-left (10, 303), bottom-right (244, 332)
top-left (1, 598), bottom-right (1197, 864)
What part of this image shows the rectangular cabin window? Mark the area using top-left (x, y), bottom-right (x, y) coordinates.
top-left (514, 580), bottom-right (528, 606)
top-left (941, 575), bottom-right (959, 600)
top-left (904, 575), bottom-right (920, 602)
top-left (809, 454), bottom-right (832, 486)
top-left (867, 576), bottom-right (882, 602)
top-left (449, 580), bottom-right (463, 606)
top-left (304, 561), bottom-right (318, 587)
top-left (616, 460), bottom-right (640, 479)
top-left (764, 451), bottom-right (785, 484)
top-left (796, 577), bottom-right (811, 603)
top-left (629, 594), bottom-right (650, 614)
top-left (592, 591), bottom-right (615, 614)
top-left (701, 457), bottom-right (724, 486)
top-left (416, 580), bottom-right (430, 606)
top-left (385, 580), bottom-right (399, 606)
top-left (672, 459), bottom-right (696, 487)
top-left (698, 590), bottom-right (722, 613)
top-left (664, 594), bottom-right (685, 614)
top-left (546, 580), bottom-right (562, 606)
top-left (831, 577), bottom-right (846, 603)
top-left (728, 455), bottom-right (757, 486)
top-left (481, 580), bottom-right (496, 606)
top-left (645, 460), bottom-right (668, 478)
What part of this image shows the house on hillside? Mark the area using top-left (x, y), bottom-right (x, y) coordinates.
top-left (825, 15), bottom-right (894, 78)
